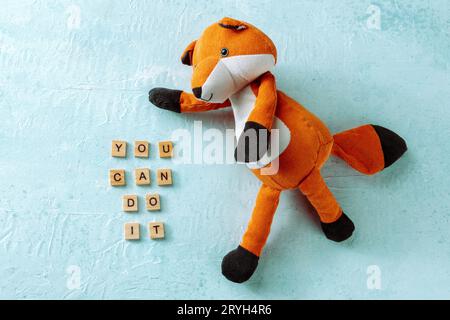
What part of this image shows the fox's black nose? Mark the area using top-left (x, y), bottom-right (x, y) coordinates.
top-left (192, 87), bottom-right (202, 99)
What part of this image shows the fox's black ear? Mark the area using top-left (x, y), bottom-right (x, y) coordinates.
top-left (218, 17), bottom-right (247, 31)
top-left (181, 40), bottom-right (196, 66)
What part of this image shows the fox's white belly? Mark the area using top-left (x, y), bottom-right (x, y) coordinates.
top-left (229, 85), bottom-right (291, 169)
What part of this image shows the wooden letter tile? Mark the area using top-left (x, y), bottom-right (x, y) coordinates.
top-left (111, 140), bottom-right (127, 157)
top-left (123, 195), bottom-right (138, 212)
top-left (124, 222), bottom-right (140, 240)
top-left (157, 168), bottom-right (172, 186)
top-left (158, 141), bottom-right (173, 158)
top-left (134, 140), bottom-right (149, 158)
top-left (149, 222), bottom-right (165, 239)
top-left (135, 168), bottom-right (150, 185)
top-left (109, 169), bottom-right (126, 186)
top-left (146, 193), bottom-right (160, 211)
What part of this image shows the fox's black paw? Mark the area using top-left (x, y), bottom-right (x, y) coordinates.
top-left (234, 121), bottom-right (270, 163)
top-left (221, 246), bottom-right (259, 283)
top-left (321, 213), bottom-right (355, 242)
top-left (372, 125), bottom-right (407, 168)
top-left (149, 88), bottom-right (182, 113)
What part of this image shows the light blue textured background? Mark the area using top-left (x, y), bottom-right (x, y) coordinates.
top-left (0, 0), bottom-right (449, 299)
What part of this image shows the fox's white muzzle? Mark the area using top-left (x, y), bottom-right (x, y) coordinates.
top-left (199, 54), bottom-right (275, 103)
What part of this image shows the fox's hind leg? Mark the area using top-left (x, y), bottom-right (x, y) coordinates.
top-left (299, 169), bottom-right (355, 242)
top-left (222, 184), bottom-right (281, 283)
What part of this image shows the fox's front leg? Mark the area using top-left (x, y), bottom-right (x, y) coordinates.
top-left (235, 72), bottom-right (277, 163)
top-left (222, 184), bottom-right (281, 283)
top-left (149, 88), bottom-right (231, 113)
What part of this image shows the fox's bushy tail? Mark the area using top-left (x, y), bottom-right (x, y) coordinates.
top-left (332, 124), bottom-right (407, 175)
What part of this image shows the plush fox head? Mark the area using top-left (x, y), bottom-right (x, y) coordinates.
top-left (181, 17), bottom-right (277, 103)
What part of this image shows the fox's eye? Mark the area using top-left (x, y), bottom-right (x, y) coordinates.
top-left (220, 48), bottom-right (229, 57)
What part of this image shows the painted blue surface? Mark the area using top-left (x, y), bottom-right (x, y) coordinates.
top-left (0, 0), bottom-right (449, 299)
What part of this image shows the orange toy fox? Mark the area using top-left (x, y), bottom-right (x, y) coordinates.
top-left (149, 17), bottom-right (407, 283)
